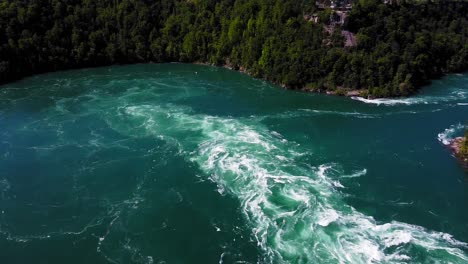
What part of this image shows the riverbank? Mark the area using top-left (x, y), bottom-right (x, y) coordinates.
top-left (448, 136), bottom-right (468, 168)
top-left (197, 62), bottom-right (468, 104)
top-left (194, 61), bottom-right (374, 99)
top-left (0, 60), bottom-right (462, 104)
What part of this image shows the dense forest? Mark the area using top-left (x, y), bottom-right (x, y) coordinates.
top-left (0, 0), bottom-right (467, 97)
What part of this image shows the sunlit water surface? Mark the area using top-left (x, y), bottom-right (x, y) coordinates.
top-left (0, 64), bottom-right (467, 263)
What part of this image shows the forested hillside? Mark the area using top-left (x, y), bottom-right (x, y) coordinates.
top-left (0, 0), bottom-right (467, 97)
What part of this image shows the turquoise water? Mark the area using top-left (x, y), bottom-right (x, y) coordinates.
top-left (0, 64), bottom-right (467, 263)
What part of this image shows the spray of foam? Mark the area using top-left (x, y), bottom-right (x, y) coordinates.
top-left (438, 124), bottom-right (466, 145)
top-left (351, 96), bottom-right (429, 106)
top-left (351, 85), bottom-right (467, 106)
top-left (119, 104), bottom-right (468, 263)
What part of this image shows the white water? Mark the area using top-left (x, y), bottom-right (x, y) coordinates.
top-left (438, 124), bottom-right (466, 145)
top-left (116, 103), bottom-right (468, 263)
top-left (1, 65), bottom-right (467, 264)
top-left (351, 96), bottom-right (430, 106)
top-left (351, 84), bottom-right (468, 106)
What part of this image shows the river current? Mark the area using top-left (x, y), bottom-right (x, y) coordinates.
top-left (0, 64), bottom-right (467, 263)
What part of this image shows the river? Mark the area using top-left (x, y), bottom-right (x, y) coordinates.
top-left (0, 64), bottom-right (467, 263)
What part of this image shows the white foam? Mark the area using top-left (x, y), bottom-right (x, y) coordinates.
top-left (332, 181), bottom-right (344, 188)
top-left (437, 124), bottom-right (465, 145)
top-left (341, 169), bottom-right (367, 178)
top-left (119, 103), bottom-right (468, 263)
top-left (297, 109), bottom-right (377, 118)
top-left (317, 209), bottom-right (339, 227)
top-left (351, 96), bottom-right (426, 106)
top-left (382, 230), bottom-right (412, 247)
top-left (351, 85), bottom-right (468, 106)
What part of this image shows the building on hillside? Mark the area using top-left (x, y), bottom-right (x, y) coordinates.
top-left (304, 14), bottom-right (320, 23)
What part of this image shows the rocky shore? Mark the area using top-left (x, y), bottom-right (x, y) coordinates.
top-left (448, 136), bottom-right (468, 168)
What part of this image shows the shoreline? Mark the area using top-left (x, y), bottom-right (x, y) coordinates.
top-left (0, 61), bottom-right (462, 102)
top-left (447, 137), bottom-right (468, 168)
top-left (194, 61), bottom-right (374, 99)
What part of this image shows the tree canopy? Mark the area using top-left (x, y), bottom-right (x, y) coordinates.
top-left (0, 0), bottom-right (467, 97)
